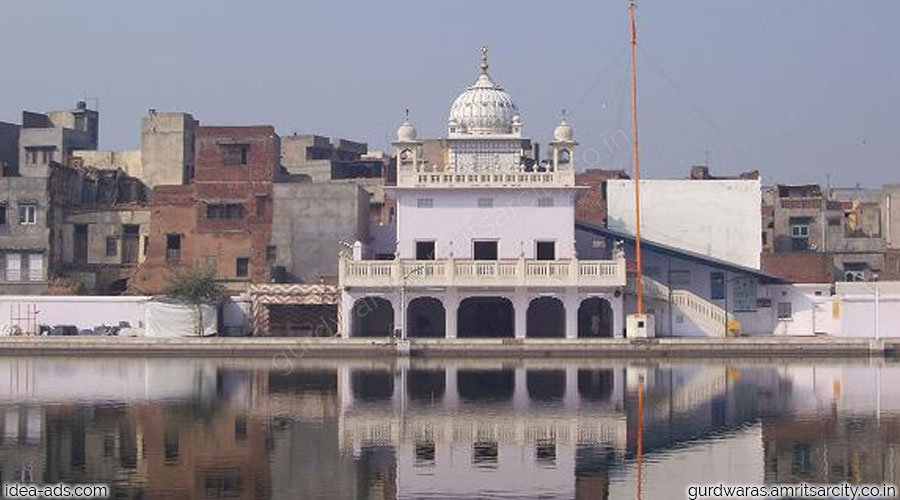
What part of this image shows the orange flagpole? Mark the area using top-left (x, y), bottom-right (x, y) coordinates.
top-left (629, 0), bottom-right (644, 315)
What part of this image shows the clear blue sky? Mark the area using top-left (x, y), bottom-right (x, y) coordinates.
top-left (1, 1), bottom-right (897, 186)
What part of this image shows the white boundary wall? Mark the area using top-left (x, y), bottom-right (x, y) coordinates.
top-left (0, 295), bottom-right (150, 332)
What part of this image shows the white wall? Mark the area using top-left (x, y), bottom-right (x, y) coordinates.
top-left (607, 179), bottom-right (762, 269)
top-left (395, 188), bottom-right (578, 259)
top-left (835, 282), bottom-right (900, 338)
top-left (0, 295), bottom-right (149, 331)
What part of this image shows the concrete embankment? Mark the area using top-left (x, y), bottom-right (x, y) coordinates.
top-left (0, 336), bottom-right (894, 358)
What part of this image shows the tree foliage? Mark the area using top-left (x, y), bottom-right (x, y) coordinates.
top-left (164, 267), bottom-right (226, 306)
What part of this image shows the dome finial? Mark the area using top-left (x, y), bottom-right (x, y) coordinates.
top-left (480, 46), bottom-right (489, 75)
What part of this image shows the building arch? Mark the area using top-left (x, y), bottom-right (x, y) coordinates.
top-left (578, 297), bottom-right (614, 338)
top-left (351, 297), bottom-right (394, 337)
top-left (457, 297), bottom-right (514, 338)
top-left (407, 297), bottom-right (446, 338)
top-left (526, 296), bottom-right (565, 338)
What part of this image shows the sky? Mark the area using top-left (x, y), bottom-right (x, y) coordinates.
top-left (1, 1), bottom-right (898, 187)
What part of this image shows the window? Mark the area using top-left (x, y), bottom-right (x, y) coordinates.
top-left (789, 217), bottom-right (810, 250)
top-left (220, 144), bottom-right (250, 165)
top-left (236, 257), bottom-right (250, 278)
top-left (761, 232), bottom-right (768, 246)
top-left (777, 302), bottom-right (792, 320)
top-left (477, 197), bottom-right (494, 208)
top-left (538, 197), bottom-right (554, 207)
top-left (266, 245), bottom-right (277, 262)
top-left (206, 203), bottom-right (244, 220)
top-left (473, 240), bottom-right (498, 260)
top-left (27, 254), bottom-right (42, 281)
top-left (6, 253), bottom-right (21, 281)
top-left (790, 224), bottom-right (809, 238)
top-left (105, 236), bottom-right (117, 257)
top-left (166, 234), bottom-right (181, 261)
top-left (416, 198), bottom-right (433, 208)
top-left (25, 147), bottom-right (55, 165)
top-left (670, 270), bottom-right (691, 286)
top-left (255, 195), bottom-right (268, 217)
top-left (415, 241), bottom-right (435, 260)
top-left (18, 204), bottom-right (36, 225)
top-left (0, 205), bottom-right (6, 226)
top-left (828, 217), bottom-right (841, 227)
top-left (710, 272), bottom-right (725, 300)
top-left (535, 241), bottom-right (555, 260)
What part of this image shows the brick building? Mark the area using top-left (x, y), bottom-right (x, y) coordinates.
top-left (134, 126), bottom-right (282, 294)
top-left (574, 169), bottom-right (629, 227)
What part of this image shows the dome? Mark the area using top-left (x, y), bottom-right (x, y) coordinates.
top-left (553, 118), bottom-right (573, 142)
top-left (448, 48), bottom-right (519, 136)
top-left (397, 119), bottom-right (417, 141)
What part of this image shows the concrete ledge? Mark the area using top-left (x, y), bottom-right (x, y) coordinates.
top-left (0, 336), bottom-right (892, 358)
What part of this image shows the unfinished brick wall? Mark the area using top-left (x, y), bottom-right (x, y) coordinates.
top-left (575, 169), bottom-right (629, 226)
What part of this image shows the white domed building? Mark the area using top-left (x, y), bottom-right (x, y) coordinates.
top-left (339, 49), bottom-right (626, 340)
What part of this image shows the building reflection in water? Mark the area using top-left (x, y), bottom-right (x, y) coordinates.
top-left (0, 357), bottom-right (899, 499)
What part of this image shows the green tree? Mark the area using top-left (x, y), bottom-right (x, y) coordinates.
top-left (164, 267), bottom-right (226, 336)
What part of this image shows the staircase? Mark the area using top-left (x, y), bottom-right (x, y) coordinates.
top-left (627, 273), bottom-right (738, 337)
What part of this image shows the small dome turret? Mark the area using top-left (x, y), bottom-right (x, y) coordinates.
top-left (397, 119), bottom-right (417, 142)
top-left (553, 117), bottom-right (573, 142)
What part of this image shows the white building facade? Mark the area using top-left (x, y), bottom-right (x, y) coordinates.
top-left (339, 50), bottom-right (626, 339)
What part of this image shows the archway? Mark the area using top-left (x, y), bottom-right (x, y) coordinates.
top-left (407, 297), bottom-right (445, 338)
top-left (578, 369), bottom-right (614, 402)
top-left (457, 297), bottom-right (514, 338)
top-left (578, 298), bottom-right (614, 338)
top-left (351, 297), bottom-right (394, 337)
top-left (527, 297), bottom-right (565, 338)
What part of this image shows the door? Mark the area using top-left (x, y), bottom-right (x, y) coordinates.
top-left (122, 225), bottom-right (139, 264)
top-left (74, 224), bottom-right (88, 264)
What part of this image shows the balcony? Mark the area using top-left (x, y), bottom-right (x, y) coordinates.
top-left (339, 257), bottom-right (626, 289)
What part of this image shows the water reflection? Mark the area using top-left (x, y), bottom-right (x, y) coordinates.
top-left (0, 357), bottom-right (899, 499)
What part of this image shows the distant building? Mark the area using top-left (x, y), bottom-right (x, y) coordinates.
top-left (133, 126), bottom-right (281, 294)
top-left (0, 102), bottom-right (100, 295)
top-left (762, 183), bottom-right (900, 282)
top-left (575, 168), bottom-right (629, 227)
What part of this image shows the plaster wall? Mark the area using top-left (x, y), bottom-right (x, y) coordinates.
top-left (607, 179), bottom-right (762, 269)
top-left (271, 182), bottom-right (369, 283)
top-left (395, 188), bottom-right (578, 260)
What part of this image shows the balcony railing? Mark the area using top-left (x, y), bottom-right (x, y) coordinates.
top-left (339, 257), bottom-right (626, 289)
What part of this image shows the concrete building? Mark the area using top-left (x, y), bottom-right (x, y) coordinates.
top-left (762, 183), bottom-right (900, 282)
top-left (133, 126), bottom-right (281, 294)
top-left (54, 165), bottom-right (150, 294)
top-left (339, 49), bottom-right (627, 339)
top-left (607, 177), bottom-right (763, 269)
top-left (73, 110), bottom-right (198, 188)
top-left (0, 102), bottom-right (100, 295)
top-left (576, 223), bottom-right (803, 337)
top-left (280, 134), bottom-right (370, 182)
top-left (0, 121), bottom-right (20, 176)
top-left (270, 181), bottom-right (370, 284)
top-left (18, 102), bottom-right (98, 178)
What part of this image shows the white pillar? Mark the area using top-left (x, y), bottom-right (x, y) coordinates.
top-left (612, 293), bottom-right (625, 339)
top-left (514, 290), bottom-right (528, 339)
top-left (564, 292), bottom-right (579, 340)
top-left (445, 290), bottom-right (458, 339)
top-left (340, 291), bottom-right (354, 338)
